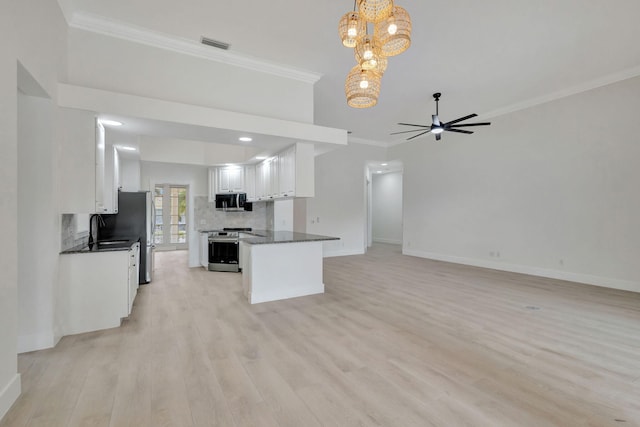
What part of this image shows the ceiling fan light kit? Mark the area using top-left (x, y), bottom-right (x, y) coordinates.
top-left (339, 0), bottom-right (412, 108)
top-left (392, 92), bottom-right (491, 141)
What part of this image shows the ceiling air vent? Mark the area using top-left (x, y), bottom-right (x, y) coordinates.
top-left (200, 37), bottom-right (230, 50)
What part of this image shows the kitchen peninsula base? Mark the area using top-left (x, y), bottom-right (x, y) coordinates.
top-left (240, 231), bottom-right (338, 304)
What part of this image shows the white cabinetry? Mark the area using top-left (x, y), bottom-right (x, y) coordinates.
top-left (208, 166), bottom-right (245, 201)
top-left (244, 165), bottom-right (256, 201)
top-left (199, 232), bottom-right (209, 268)
top-left (128, 243), bottom-right (140, 314)
top-left (58, 243), bottom-right (140, 336)
top-left (58, 108), bottom-right (118, 213)
top-left (278, 145), bottom-right (296, 197)
top-left (252, 142), bottom-right (315, 201)
top-left (204, 142), bottom-right (314, 203)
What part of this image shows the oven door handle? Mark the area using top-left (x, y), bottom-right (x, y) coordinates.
top-left (209, 238), bottom-right (239, 243)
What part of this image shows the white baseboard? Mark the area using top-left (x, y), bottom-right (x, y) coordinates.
top-left (403, 249), bottom-right (639, 293)
top-left (18, 332), bottom-right (57, 354)
top-left (0, 374), bottom-right (21, 422)
top-left (372, 238), bottom-right (402, 245)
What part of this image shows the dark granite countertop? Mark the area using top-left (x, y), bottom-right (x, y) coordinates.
top-left (60, 238), bottom-right (139, 254)
top-left (239, 230), bottom-right (339, 245)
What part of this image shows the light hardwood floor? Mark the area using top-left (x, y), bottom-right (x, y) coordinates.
top-left (2, 244), bottom-right (640, 426)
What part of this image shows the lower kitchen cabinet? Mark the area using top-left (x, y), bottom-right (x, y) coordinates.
top-left (200, 232), bottom-right (209, 268)
top-left (128, 243), bottom-right (140, 314)
top-left (58, 243), bottom-right (140, 336)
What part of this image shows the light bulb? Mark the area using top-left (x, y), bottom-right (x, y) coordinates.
top-left (363, 49), bottom-right (373, 60)
top-left (388, 22), bottom-right (398, 34)
top-left (431, 127), bottom-right (444, 134)
top-left (359, 79), bottom-right (369, 89)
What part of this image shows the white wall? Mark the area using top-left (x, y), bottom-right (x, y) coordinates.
top-left (66, 29), bottom-right (314, 123)
top-left (391, 76), bottom-right (640, 292)
top-left (119, 157), bottom-right (141, 191)
top-left (140, 161), bottom-right (208, 267)
top-left (18, 92), bottom-right (59, 353)
top-left (372, 172), bottom-right (403, 244)
top-left (0, 0), bottom-right (67, 420)
top-left (307, 142), bottom-right (387, 257)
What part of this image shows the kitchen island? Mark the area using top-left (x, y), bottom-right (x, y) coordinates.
top-left (240, 231), bottom-right (339, 304)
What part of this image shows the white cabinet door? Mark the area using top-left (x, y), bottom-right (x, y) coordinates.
top-left (208, 168), bottom-right (217, 202)
top-left (58, 250), bottom-right (129, 335)
top-left (268, 156), bottom-right (279, 199)
top-left (217, 168), bottom-right (231, 192)
top-left (217, 167), bottom-right (244, 193)
top-left (229, 167), bottom-right (244, 192)
top-left (210, 166), bottom-right (245, 197)
top-left (255, 161), bottom-right (266, 200)
top-left (244, 165), bottom-right (256, 201)
top-left (128, 243), bottom-right (140, 315)
top-left (278, 145), bottom-right (296, 197)
top-left (200, 233), bottom-right (209, 268)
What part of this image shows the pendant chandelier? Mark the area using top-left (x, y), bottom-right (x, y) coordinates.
top-left (339, 0), bottom-right (411, 108)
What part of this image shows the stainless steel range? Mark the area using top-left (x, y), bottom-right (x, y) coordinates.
top-left (208, 228), bottom-right (252, 272)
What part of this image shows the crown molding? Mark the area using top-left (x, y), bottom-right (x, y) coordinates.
top-left (481, 64), bottom-right (640, 119)
top-left (68, 12), bottom-right (323, 85)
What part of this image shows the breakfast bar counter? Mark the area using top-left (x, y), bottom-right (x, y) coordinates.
top-left (240, 231), bottom-right (339, 304)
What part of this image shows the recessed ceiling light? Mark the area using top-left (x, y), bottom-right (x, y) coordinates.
top-left (381, 163), bottom-right (388, 166)
top-left (239, 137), bottom-right (252, 142)
top-left (376, 170), bottom-right (383, 173)
top-left (256, 156), bottom-right (268, 160)
top-left (99, 119), bottom-right (123, 127)
top-left (119, 146), bottom-right (137, 151)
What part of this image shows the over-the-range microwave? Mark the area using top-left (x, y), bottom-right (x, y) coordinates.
top-left (215, 192), bottom-right (252, 211)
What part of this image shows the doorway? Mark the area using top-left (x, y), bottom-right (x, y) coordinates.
top-left (153, 184), bottom-right (189, 251)
top-left (366, 161), bottom-right (404, 251)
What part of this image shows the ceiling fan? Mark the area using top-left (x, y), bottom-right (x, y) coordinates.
top-left (392, 93), bottom-right (491, 141)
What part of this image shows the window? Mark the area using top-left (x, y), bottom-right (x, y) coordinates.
top-left (154, 184), bottom-right (188, 250)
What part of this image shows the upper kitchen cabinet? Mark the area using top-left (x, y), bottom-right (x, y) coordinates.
top-left (208, 166), bottom-right (245, 201)
top-left (277, 142), bottom-right (314, 198)
top-left (244, 165), bottom-right (256, 201)
top-left (58, 109), bottom-right (119, 214)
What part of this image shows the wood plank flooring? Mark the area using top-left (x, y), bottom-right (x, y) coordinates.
top-left (2, 244), bottom-right (640, 426)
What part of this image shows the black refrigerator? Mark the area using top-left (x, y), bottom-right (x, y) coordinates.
top-left (99, 191), bottom-right (154, 284)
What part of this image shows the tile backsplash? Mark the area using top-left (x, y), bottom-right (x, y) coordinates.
top-left (194, 196), bottom-right (273, 231)
top-left (61, 213), bottom-right (90, 251)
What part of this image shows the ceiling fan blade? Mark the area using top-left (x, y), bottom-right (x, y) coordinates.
top-left (446, 128), bottom-right (474, 134)
top-left (435, 133), bottom-right (441, 141)
top-left (406, 130), bottom-right (431, 141)
top-left (449, 122), bottom-right (491, 128)
top-left (397, 122), bottom-right (431, 128)
top-left (444, 113), bottom-right (478, 126)
top-left (432, 114), bottom-right (441, 126)
top-left (391, 128), bottom-right (431, 135)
